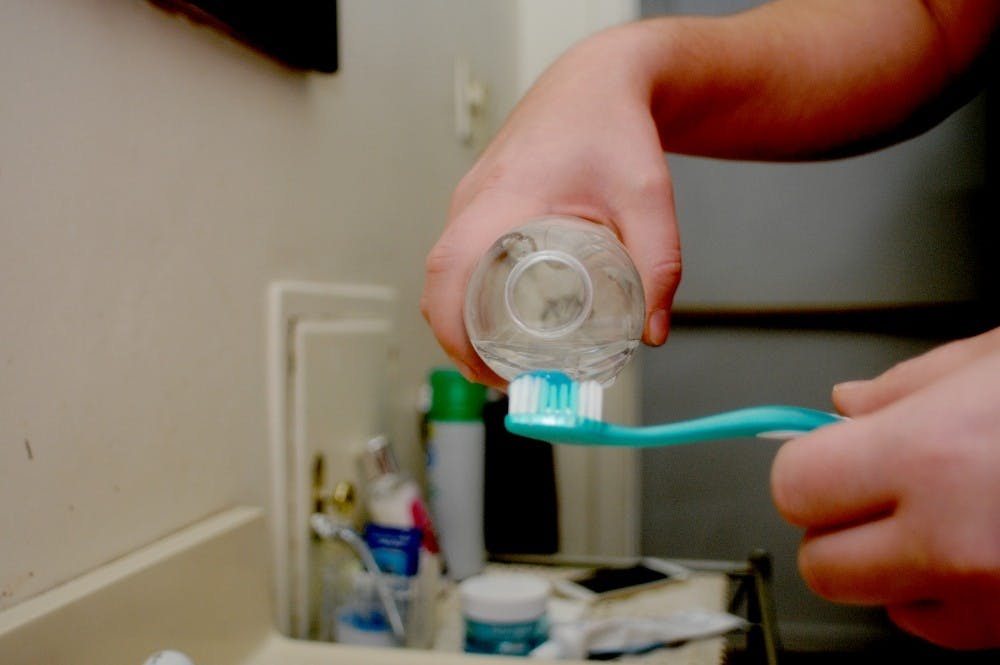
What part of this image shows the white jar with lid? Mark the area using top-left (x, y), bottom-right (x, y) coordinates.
top-left (459, 573), bottom-right (550, 656)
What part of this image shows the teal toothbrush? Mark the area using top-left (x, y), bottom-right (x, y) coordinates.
top-left (505, 370), bottom-right (844, 447)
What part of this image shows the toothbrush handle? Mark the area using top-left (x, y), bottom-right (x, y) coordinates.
top-left (598, 406), bottom-right (843, 447)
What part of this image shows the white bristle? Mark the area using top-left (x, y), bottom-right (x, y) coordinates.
top-left (530, 376), bottom-right (542, 412)
top-left (508, 376), bottom-right (523, 413)
top-left (579, 380), bottom-right (603, 421)
top-left (508, 374), bottom-right (542, 414)
top-left (508, 373), bottom-right (604, 422)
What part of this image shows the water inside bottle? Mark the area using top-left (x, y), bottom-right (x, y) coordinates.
top-left (471, 338), bottom-right (639, 386)
top-left (465, 216), bottom-right (645, 386)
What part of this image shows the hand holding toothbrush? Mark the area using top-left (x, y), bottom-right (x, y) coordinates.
top-left (771, 328), bottom-right (1000, 649)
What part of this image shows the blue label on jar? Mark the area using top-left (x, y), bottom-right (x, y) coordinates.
top-left (464, 617), bottom-right (547, 656)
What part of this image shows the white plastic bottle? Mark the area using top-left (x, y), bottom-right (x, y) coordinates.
top-left (464, 215), bottom-right (645, 386)
top-left (425, 367), bottom-right (488, 581)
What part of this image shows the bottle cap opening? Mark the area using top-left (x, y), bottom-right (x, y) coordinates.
top-left (504, 250), bottom-right (593, 340)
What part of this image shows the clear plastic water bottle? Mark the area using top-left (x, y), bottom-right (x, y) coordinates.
top-left (464, 215), bottom-right (645, 386)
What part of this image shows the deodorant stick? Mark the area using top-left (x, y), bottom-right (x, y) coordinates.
top-left (425, 367), bottom-right (487, 581)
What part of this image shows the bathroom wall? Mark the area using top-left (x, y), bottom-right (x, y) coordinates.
top-left (0, 0), bottom-right (518, 609)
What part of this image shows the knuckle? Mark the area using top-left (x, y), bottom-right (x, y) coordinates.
top-left (796, 544), bottom-right (832, 598)
top-left (922, 526), bottom-right (1000, 583)
top-left (626, 165), bottom-right (673, 201)
top-left (418, 293), bottom-right (432, 323)
top-left (610, 163), bottom-right (674, 224)
top-left (449, 159), bottom-right (508, 216)
top-left (770, 465), bottom-right (806, 526)
top-left (424, 240), bottom-right (459, 277)
top-left (646, 253), bottom-right (684, 296)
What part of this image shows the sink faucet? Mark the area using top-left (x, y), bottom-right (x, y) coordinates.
top-left (308, 513), bottom-right (406, 642)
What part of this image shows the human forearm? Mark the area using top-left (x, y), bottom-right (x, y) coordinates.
top-left (586, 0), bottom-right (997, 160)
top-left (422, 0), bottom-right (998, 388)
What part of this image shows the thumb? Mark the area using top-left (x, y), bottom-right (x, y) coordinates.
top-left (612, 170), bottom-right (682, 347)
top-left (833, 326), bottom-right (1000, 416)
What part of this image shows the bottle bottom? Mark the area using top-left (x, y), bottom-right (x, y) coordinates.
top-left (471, 339), bottom-right (638, 385)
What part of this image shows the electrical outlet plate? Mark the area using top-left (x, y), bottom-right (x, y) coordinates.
top-left (266, 281), bottom-right (396, 637)
top-left (454, 56), bottom-right (486, 144)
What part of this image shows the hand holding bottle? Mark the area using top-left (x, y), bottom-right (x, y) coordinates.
top-left (421, 25), bottom-right (682, 388)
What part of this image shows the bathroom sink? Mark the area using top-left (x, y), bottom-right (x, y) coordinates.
top-left (0, 507), bottom-right (727, 665)
top-left (0, 507), bottom-right (516, 665)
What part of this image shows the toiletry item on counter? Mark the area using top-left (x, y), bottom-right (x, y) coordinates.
top-left (142, 651), bottom-right (195, 665)
top-left (308, 456), bottom-right (362, 643)
top-left (364, 523), bottom-right (423, 577)
top-left (483, 394), bottom-right (559, 555)
top-left (362, 523), bottom-right (424, 647)
top-left (310, 514), bottom-right (407, 647)
top-left (359, 435), bottom-right (442, 648)
top-left (333, 573), bottom-right (401, 648)
top-left (425, 367), bottom-right (488, 581)
top-left (464, 215), bottom-right (645, 386)
top-left (528, 610), bottom-right (748, 660)
top-left (360, 435), bottom-right (441, 554)
top-left (460, 572), bottom-right (551, 656)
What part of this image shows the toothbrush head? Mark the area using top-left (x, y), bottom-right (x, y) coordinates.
top-left (505, 371), bottom-right (608, 445)
top-left (508, 370), bottom-right (603, 423)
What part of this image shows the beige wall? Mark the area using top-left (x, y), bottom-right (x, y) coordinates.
top-left (0, 0), bottom-right (516, 609)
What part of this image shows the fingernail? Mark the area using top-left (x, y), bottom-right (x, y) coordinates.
top-left (647, 309), bottom-right (668, 346)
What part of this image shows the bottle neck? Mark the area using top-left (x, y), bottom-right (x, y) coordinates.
top-left (504, 249), bottom-right (593, 339)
